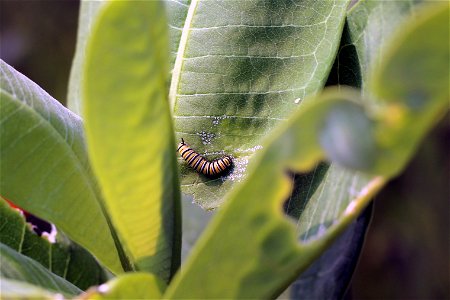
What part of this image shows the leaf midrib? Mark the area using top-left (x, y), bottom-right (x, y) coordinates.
top-left (169, 0), bottom-right (199, 111)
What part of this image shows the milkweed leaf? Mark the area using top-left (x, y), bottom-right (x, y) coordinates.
top-left (83, 1), bottom-right (181, 281)
top-left (0, 60), bottom-right (123, 274)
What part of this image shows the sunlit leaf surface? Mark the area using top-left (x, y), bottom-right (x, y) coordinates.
top-left (83, 1), bottom-right (181, 281)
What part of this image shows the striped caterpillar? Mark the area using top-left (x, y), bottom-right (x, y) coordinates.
top-left (177, 138), bottom-right (233, 177)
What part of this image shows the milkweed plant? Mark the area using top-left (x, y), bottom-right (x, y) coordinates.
top-left (0, 1), bottom-right (448, 299)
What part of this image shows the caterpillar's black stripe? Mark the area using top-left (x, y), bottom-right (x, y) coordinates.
top-left (177, 138), bottom-right (233, 176)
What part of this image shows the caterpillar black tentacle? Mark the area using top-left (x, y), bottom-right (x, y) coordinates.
top-left (177, 138), bottom-right (233, 177)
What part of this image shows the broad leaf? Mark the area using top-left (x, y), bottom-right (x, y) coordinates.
top-left (78, 273), bottom-right (166, 300)
top-left (292, 1), bottom-right (439, 298)
top-left (83, 1), bottom-right (181, 281)
top-left (171, 0), bottom-right (351, 208)
top-left (165, 4), bottom-right (448, 297)
top-left (0, 61), bottom-right (123, 273)
top-left (0, 244), bottom-right (81, 296)
top-left (0, 198), bottom-right (108, 290)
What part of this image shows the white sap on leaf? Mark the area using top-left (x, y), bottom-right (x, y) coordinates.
top-left (197, 115), bottom-right (227, 127)
top-left (203, 150), bottom-right (227, 157)
top-left (294, 98), bottom-right (301, 104)
top-left (227, 145), bottom-right (263, 182)
top-left (227, 156), bottom-right (248, 182)
top-left (235, 145), bottom-right (263, 154)
top-left (212, 116), bottom-right (222, 126)
top-left (196, 131), bottom-right (215, 145)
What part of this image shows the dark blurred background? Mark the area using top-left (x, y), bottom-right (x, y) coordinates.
top-left (1, 1), bottom-right (448, 299)
top-left (0, 0), bottom-right (79, 104)
top-left (350, 115), bottom-right (449, 299)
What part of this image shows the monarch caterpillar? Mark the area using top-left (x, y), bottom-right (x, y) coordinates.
top-left (177, 138), bottom-right (233, 177)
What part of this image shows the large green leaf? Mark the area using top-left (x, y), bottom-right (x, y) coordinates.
top-left (83, 1), bottom-right (181, 281)
top-left (0, 61), bottom-right (123, 273)
top-left (0, 198), bottom-right (108, 290)
top-left (165, 5), bottom-right (449, 296)
top-left (0, 243), bottom-right (81, 296)
top-left (171, 0), bottom-right (351, 208)
top-left (287, 1), bottom-right (441, 298)
top-left (283, 2), bottom-right (445, 297)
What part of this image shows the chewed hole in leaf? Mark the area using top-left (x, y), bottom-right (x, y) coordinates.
top-left (406, 89), bottom-right (428, 110)
top-left (5, 198), bottom-right (56, 241)
top-left (24, 214), bottom-right (56, 242)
